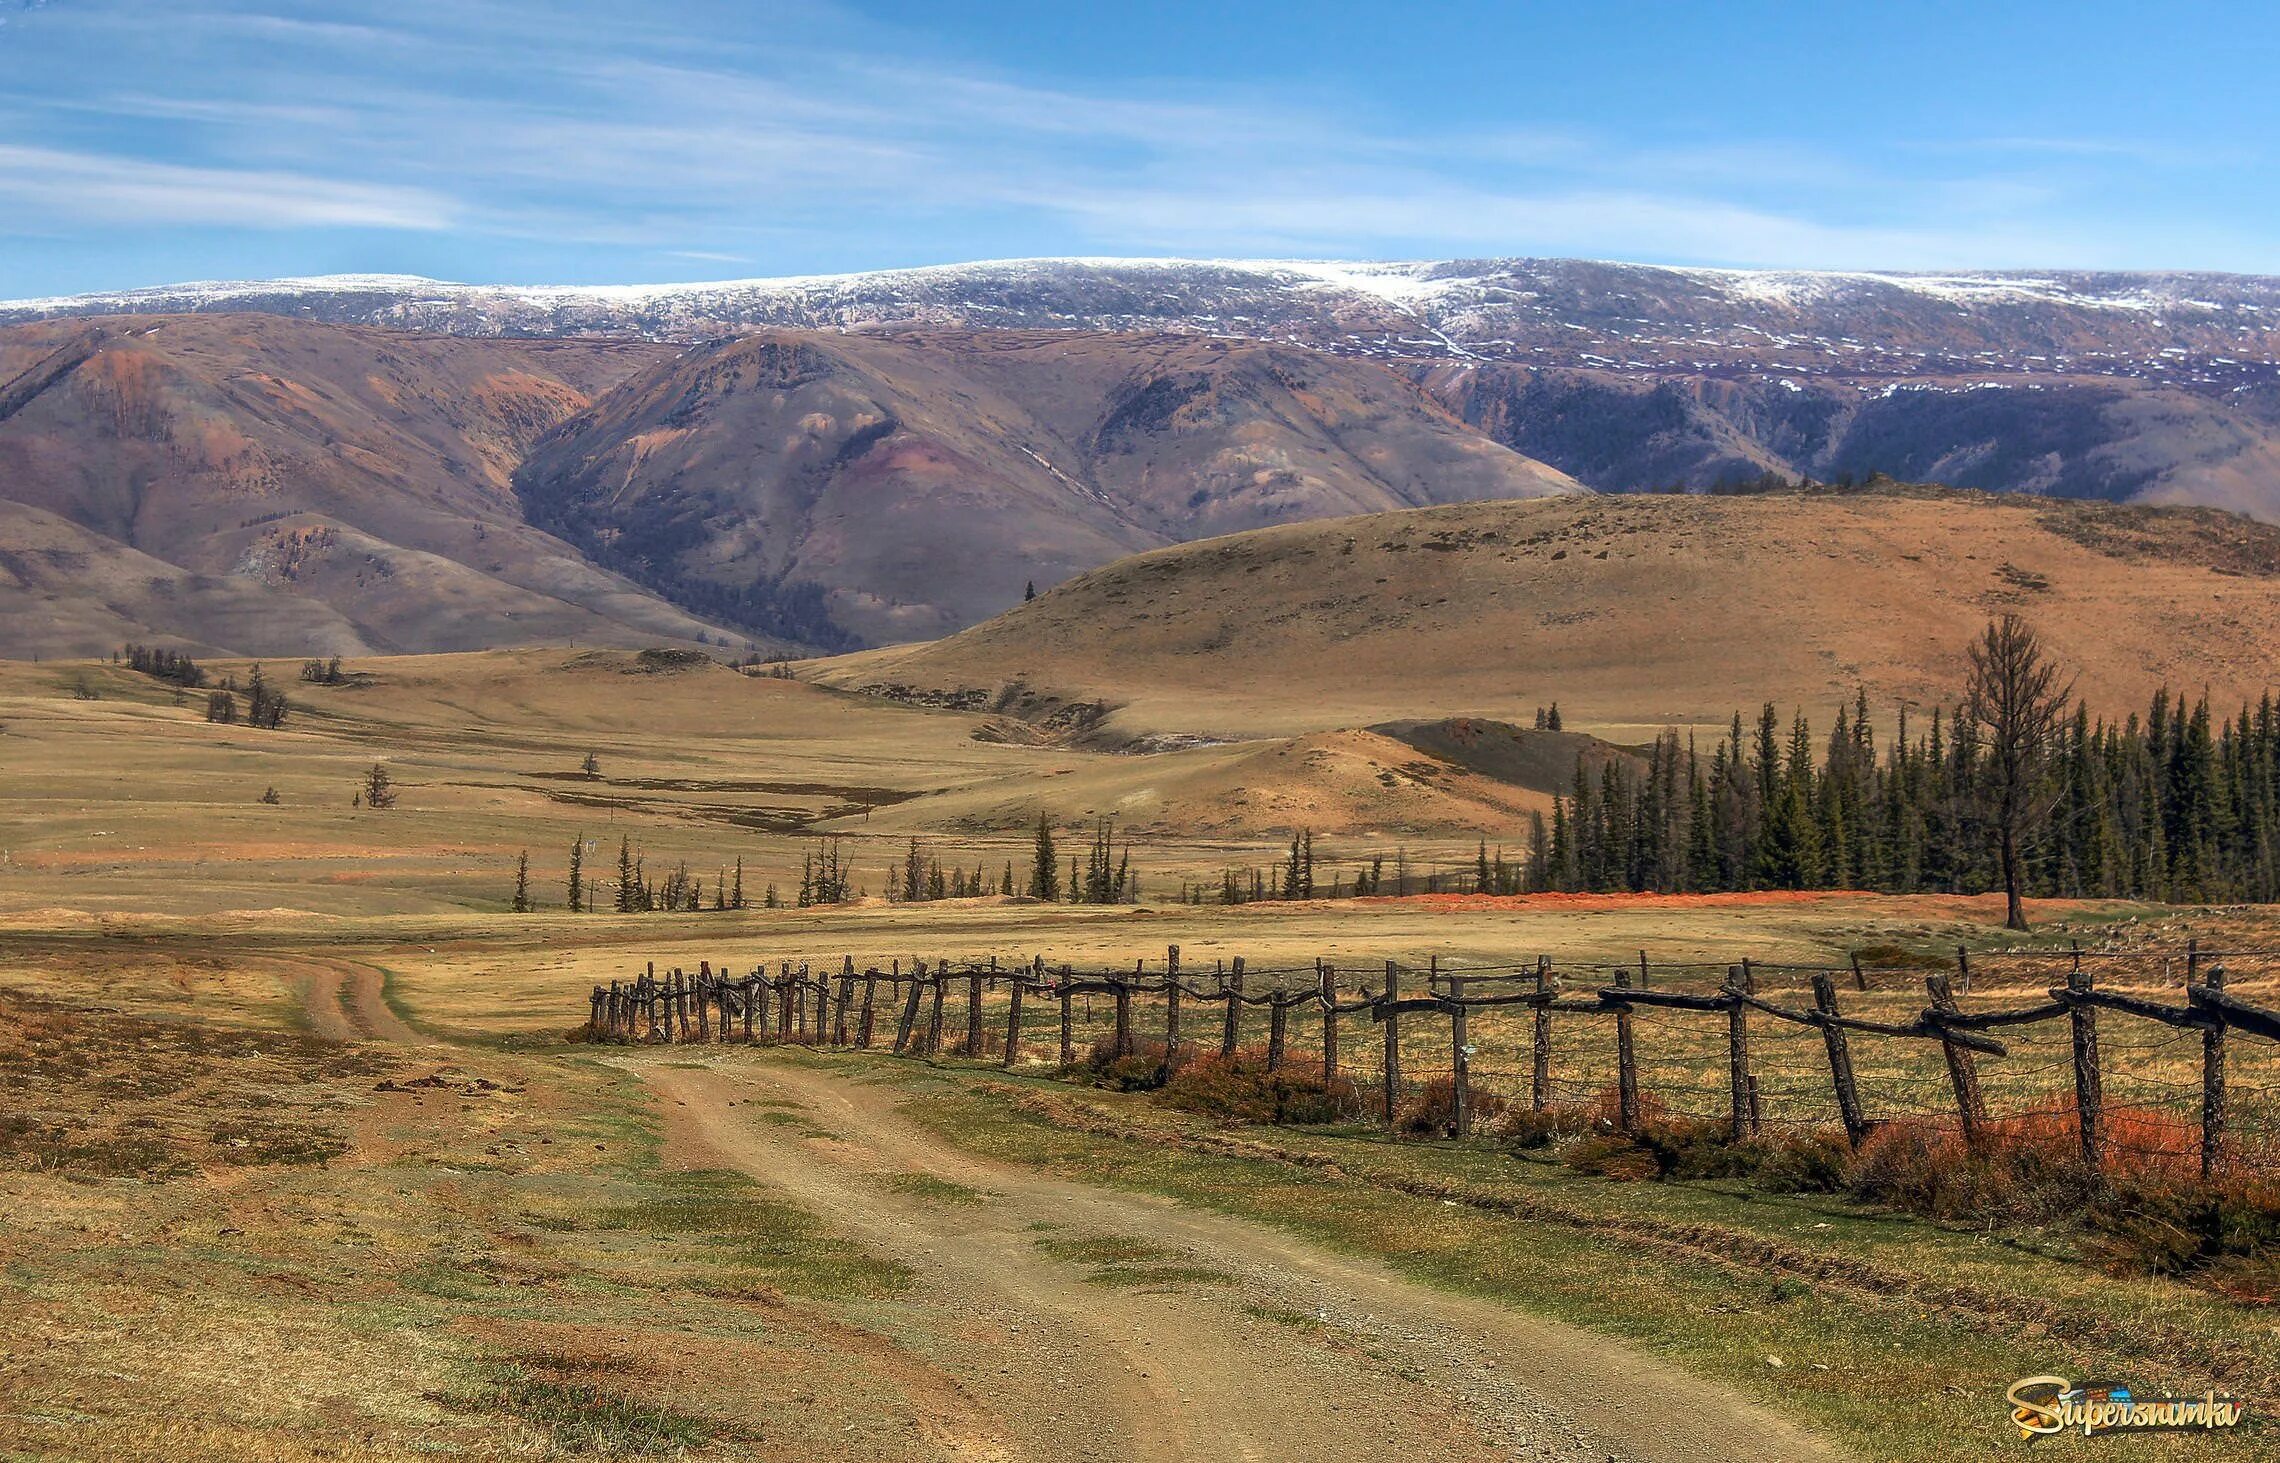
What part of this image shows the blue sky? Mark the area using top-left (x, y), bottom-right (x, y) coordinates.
top-left (0, 0), bottom-right (2273, 297)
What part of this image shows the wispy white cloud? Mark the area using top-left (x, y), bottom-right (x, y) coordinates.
top-left (0, 144), bottom-right (453, 230)
top-left (0, 0), bottom-right (2244, 275)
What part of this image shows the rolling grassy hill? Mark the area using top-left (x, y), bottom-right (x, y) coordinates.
top-left (811, 484), bottom-right (2280, 739)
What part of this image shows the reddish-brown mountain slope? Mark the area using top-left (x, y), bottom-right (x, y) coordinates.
top-left (514, 329), bottom-right (1580, 648)
top-left (0, 314), bottom-right (726, 656)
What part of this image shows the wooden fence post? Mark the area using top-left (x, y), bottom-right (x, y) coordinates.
top-left (1003, 965), bottom-right (1026, 1068)
top-left (777, 963), bottom-right (794, 1044)
top-left (2067, 966), bottom-right (2103, 1176)
top-left (1724, 965), bottom-right (1753, 1141)
top-left (967, 963), bottom-right (984, 1057)
top-left (923, 964), bottom-right (946, 1057)
top-left (1221, 959), bottom-right (1244, 1057)
top-left (857, 969), bottom-right (878, 1047)
top-left (1926, 974), bottom-right (1988, 1145)
top-left (1956, 946), bottom-right (1973, 996)
top-left (1320, 962), bottom-right (1338, 1082)
top-left (836, 959), bottom-right (855, 1046)
top-left (590, 986), bottom-right (605, 1035)
top-left (1810, 972), bottom-right (1867, 1149)
top-left (1849, 951), bottom-right (1869, 992)
top-left (800, 962), bottom-right (817, 1041)
top-left (1266, 989), bottom-right (1288, 1073)
top-left (1449, 974), bottom-right (1470, 1138)
top-left (1613, 966), bottom-right (1639, 1134)
top-left (2203, 962), bottom-right (2229, 1181)
top-left (893, 964), bottom-right (923, 1053)
top-left (1531, 956), bottom-right (1551, 1111)
top-left (696, 963), bottom-right (712, 1041)
top-left (1058, 968), bottom-right (1075, 1068)
top-left (1164, 946), bottom-right (1183, 1055)
top-left (1381, 962), bottom-right (1401, 1125)
top-left (1114, 966), bottom-right (1134, 1059)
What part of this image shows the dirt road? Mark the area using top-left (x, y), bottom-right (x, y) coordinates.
top-left (293, 956), bottom-right (421, 1043)
top-left (641, 1054), bottom-right (1852, 1463)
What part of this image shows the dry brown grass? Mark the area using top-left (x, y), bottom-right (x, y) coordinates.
top-left (811, 489), bottom-right (2280, 742)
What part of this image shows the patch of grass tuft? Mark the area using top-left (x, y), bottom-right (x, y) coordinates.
top-left (879, 1172), bottom-right (988, 1205)
top-left (602, 1168), bottom-right (910, 1297)
top-left (1085, 1262), bottom-right (1232, 1288)
top-left (478, 1356), bottom-right (724, 1455)
top-left (1033, 1230), bottom-right (1174, 1265)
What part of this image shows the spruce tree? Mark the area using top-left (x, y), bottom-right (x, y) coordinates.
top-left (1028, 813), bottom-right (1059, 900)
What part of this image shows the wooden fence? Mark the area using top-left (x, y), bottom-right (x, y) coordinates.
top-left (585, 943), bottom-right (2280, 1179)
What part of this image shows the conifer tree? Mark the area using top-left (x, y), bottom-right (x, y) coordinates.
top-left (1028, 813), bottom-right (1059, 900)
top-left (1963, 613), bottom-right (2074, 930)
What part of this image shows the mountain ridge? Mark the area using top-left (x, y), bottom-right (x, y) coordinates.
top-left (15, 256), bottom-right (2280, 519)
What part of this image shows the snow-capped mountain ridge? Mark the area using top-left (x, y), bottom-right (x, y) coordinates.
top-left (9, 255), bottom-right (2279, 388)
top-left (3, 255), bottom-right (2260, 315)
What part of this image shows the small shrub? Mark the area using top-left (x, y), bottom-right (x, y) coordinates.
top-left (1634, 1114), bottom-right (1751, 1180)
top-left (2088, 1170), bottom-right (2280, 1291)
top-left (1845, 1118), bottom-right (2095, 1224)
top-left (1562, 1132), bottom-right (1659, 1181)
top-left (1490, 1103), bottom-right (1590, 1150)
top-left (1742, 1128), bottom-right (1852, 1193)
top-left (1396, 1075), bottom-right (1509, 1137)
top-left (1158, 1049), bottom-right (1357, 1125)
top-left (1077, 1036), bottom-right (1179, 1091)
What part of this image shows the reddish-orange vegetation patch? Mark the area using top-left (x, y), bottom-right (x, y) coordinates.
top-left (1334, 889), bottom-right (2045, 915)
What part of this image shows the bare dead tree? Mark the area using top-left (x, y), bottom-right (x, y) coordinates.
top-left (1963, 614), bottom-right (2074, 931)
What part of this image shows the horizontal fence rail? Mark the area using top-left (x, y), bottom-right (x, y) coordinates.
top-left (583, 944), bottom-right (2280, 1181)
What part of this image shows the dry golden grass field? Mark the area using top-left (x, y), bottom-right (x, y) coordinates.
top-left (4, 647), bottom-right (2277, 1462)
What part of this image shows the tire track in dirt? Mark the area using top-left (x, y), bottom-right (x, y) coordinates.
top-left (639, 1055), bottom-right (1854, 1463)
top-left (292, 957), bottom-right (421, 1044)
